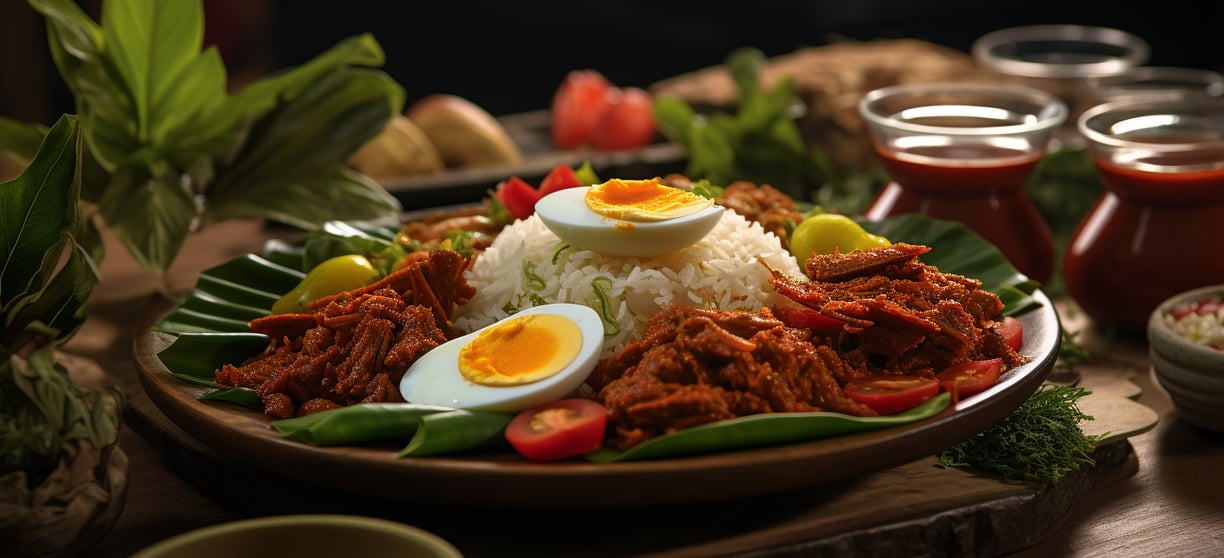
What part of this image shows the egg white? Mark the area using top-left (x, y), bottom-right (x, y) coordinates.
top-left (398, 303), bottom-right (605, 413)
top-left (534, 187), bottom-right (725, 258)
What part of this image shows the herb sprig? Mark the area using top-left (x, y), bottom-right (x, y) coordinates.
top-left (937, 384), bottom-right (1105, 486)
top-left (652, 47), bottom-right (826, 201)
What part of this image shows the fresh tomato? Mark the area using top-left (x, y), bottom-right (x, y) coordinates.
top-left (997, 316), bottom-right (1024, 352)
top-left (551, 70), bottom-right (613, 149)
top-left (937, 358), bottom-right (1003, 399)
top-left (591, 86), bottom-right (657, 151)
top-left (537, 163), bottom-right (583, 197)
top-left (844, 376), bottom-right (940, 415)
top-left (505, 398), bottom-right (608, 461)
top-left (772, 306), bottom-right (845, 332)
top-left (494, 176), bottom-right (541, 221)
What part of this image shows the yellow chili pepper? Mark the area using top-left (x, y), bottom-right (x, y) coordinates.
top-left (789, 213), bottom-right (891, 261)
top-left (271, 254), bottom-right (379, 314)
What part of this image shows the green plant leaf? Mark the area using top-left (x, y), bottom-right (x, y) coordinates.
top-left (0, 117), bottom-right (48, 162)
top-left (32, 0), bottom-right (137, 172)
top-left (205, 167), bottom-right (401, 232)
top-left (205, 67), bottom-right (403, 219)
top-left (95, 163), bottom-right (197, 276)
top-left (0, 115), bottom-right (81, 313)
top-left (99, 0), bottom-right (204, 145)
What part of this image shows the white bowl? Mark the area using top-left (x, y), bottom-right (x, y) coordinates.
top-left (1148, 284), bottom-right (1224, 432)
top-left (133, 515), bottom-right (462, 558)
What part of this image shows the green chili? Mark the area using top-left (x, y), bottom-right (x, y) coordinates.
top-left (551, 243), bottom-right (570, 264)
top-left (522, 260), bottom-right (546, 291)
top-left (590, 276), bottom-right (620, 335)
top-left (397, 409), bottom-right (513, 457)
top-left (271, 403), bottom-right (457, 446)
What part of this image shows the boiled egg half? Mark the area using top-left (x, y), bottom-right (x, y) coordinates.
top-left (399, 303), bottom-right (604, 413)
top-left (534, 178), bottom-right (724, 258)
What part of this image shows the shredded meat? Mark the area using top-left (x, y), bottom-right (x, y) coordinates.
top-left (215, 250), bottom-right (473, 418)
top-left (592, 244), bottom-right (1027, 449)
top-left (589, 306), bottom-right (877, 449)
top-left (661, 174), bottom-right (803, 249)
top-left (768, 244), bottom-right (1027, 382)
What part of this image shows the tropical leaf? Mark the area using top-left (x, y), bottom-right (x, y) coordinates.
top-left (0, 115), bottom-right (81, 315)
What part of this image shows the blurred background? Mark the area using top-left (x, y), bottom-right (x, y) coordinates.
top-left (3, 0), bottom-right (1221, 126)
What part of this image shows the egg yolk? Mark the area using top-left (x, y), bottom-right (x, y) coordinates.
top-left (457, 313), bottom-right (582, 386)
top-left (584, 178), bottom-right (713, 222)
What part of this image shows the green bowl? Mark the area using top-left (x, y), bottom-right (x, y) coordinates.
top-left (1148, 284), bottom-right (1224, 432)
top-left (132, 515), bottom-right (462, 558)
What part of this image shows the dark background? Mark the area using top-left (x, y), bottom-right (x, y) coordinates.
top-left (3, 0), bottom-right (1221, 124)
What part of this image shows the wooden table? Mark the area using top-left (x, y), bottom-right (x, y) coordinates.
top-left (70, 219), bottom-right (1224, 557)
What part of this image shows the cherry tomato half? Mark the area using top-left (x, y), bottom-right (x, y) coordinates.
top-left (505, 398), bottom-right (608, 462)
top-left (590, 86), bottom-right (656, 151)
top-left (997, 316), bottom-right (1024, 352)
top-left (772, 306), bottom-right (845, 332)
top-left (551, 70), bottom-right (613, 150)
top-left (936, 358), bottom-right (1003, 399)
top-left (537, 163), bottom-right (583, 198)
top-left (494, 176), bottom-right (541, 221)
top-left (843, 376), bottom-right (940, 415)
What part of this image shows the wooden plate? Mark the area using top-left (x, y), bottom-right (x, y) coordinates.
top-left (132, 289), bottom-right (1060, 509)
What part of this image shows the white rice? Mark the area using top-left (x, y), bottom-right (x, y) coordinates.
top-left (452, 211), bottom-right (804, 357)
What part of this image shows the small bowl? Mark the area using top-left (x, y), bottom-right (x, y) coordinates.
top-left (132, 515), bottom-right (463, 558)
top-left (1148, 284), bottom-right (1224, 432)
top-left (1091, 66), bottom-right (1224, 103)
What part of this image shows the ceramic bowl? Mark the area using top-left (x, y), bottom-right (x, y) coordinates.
top-left (132, 515), bottom-right (463, 558)
top-left (1148, 284), bottom-right (1224, 432)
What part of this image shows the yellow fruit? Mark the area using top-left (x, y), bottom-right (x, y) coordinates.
top-left (348, 114), bottom-right (444, 180)
top-left (406, 94), bottom-right (522, 169)
top-left (789, 213), bottom-right (891, 261)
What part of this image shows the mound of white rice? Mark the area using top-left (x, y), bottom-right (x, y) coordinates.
top-left (452, 211), bottom-right (804, 356)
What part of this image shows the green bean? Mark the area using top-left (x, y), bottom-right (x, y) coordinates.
top-left (397, 409), bottom-right (513, 457)
top-left (271, 403), bottom-right (456, 446)
top-left (586, 393), bottom-right (950, 463)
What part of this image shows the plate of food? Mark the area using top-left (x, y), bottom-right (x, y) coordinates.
top-left (134, 176), bottom-right (1060, 509)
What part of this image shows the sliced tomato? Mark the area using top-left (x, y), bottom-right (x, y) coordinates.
top-left (997, 316), bottom-right (1024, 352)
top-left (537, 163), bottom-right (583, 197)
top-left (493, 176), bottom-right (541, 221)
top-left (772, 306), bottom-right (845, 332)
top-left (590, 86), bottom-right (656, 151)
top-left (505, 398), bottom-right (608, 461)
top-left (551, 70), bottom-right (613, 150)
top-left (937, 358), bottom-right (1003, 399)
top-left (843, 376), bottom-right (940, 415)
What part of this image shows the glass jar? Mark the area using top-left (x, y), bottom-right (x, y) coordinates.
top-left (1064, 95), bottom-right (1224, 331)
top-left (858, 82), bottom-right (1067, 284)
top-left (972, 24), bottom-right (1149, 149)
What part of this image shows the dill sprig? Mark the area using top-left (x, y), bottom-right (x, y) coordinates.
top-left (937, 384), bottom-right (1105, 486)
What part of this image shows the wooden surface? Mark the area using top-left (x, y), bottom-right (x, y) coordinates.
top-left (68, 219), bottom-right (1224, 558)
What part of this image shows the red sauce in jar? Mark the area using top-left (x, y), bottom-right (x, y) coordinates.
top-left (1063, 153), bottom-right (1224, 331)
top-left (865, 142), bottom-right (1055, 284)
